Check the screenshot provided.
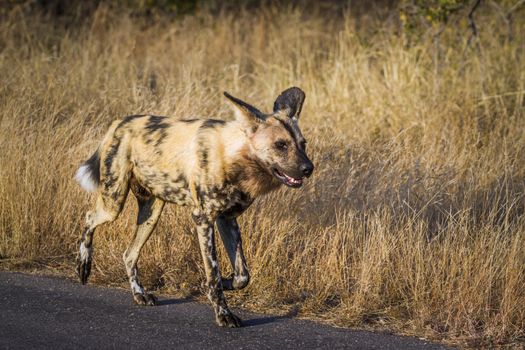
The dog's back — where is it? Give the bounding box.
[76,114,252,206]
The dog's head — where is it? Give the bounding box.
[224,87,314,188]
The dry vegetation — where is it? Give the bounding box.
[1,2,524,347]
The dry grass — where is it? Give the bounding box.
[1,3,524,347]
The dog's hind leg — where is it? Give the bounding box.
[216,215,250,290]
[77,131,132,284]
[123,188,165,306]
[77,192,128,284]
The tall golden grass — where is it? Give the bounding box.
[0,3,524,347]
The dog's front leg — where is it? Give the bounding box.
[216,215,250,290]
[193,211,242,327]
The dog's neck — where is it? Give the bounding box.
[218,123,280,199]
[242,155,281,198]
[227,146,281,199]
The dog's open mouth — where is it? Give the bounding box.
[272,168,303,188]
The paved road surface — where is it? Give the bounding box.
[0,272,453,349]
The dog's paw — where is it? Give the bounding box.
[221,273,250,291]
[133,293,157,306]
[216,311,242,328]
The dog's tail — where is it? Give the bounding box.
[75,149,101,192]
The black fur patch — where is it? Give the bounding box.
[195,185,202,200]
[110,190,120,200]
[83,150,101,186]
[198,142,208,172]
[145,115,170,147]
[137,199,154,225]
[179,118,198,123]
[200,119,226,129]
[277,119,304,149]
[120,114,144,127]
[103,138,121,189]
[145,115,169,132]
[220,198,251,218]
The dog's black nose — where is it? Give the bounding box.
[300,162,314,177]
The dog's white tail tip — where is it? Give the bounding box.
[75,164,98,192]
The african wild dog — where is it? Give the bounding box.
[75,87,314,327]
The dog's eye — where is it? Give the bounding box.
[274,140,288,151]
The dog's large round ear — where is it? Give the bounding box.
[273,87,305,120]
[224,91,266,126]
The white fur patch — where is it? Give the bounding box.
[218,306,230,315]
[131,280,144,294]
[75,164,98,192]
[79,242,92,262]
[235,275,248,283]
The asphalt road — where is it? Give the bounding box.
[0,272,453,349]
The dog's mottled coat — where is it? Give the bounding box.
[75,87,314,327]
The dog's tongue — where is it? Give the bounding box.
[284,173,302,185]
